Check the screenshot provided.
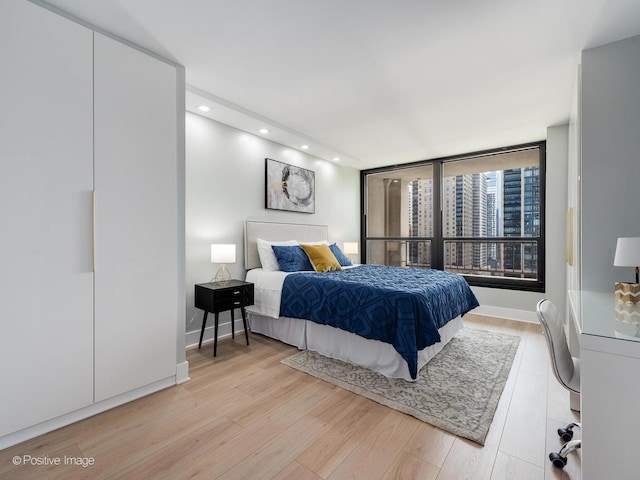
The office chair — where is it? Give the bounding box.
[536,299,581,469]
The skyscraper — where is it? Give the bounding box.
[486,171,498,269]
[502,167,539,276]
[472,173,488,269]
[407,179,433,267]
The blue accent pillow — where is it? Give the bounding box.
[329,243,353,266]
[271,245,314,272]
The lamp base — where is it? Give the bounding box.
[212,264,231,285]
[615,299,640,323]
[615,282,640,304]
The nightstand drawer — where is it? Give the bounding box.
[213,298,244,312]
[215,285,252,302]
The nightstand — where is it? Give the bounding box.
[194,280,254,356]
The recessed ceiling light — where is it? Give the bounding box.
[332,157,340,162]
[301,145,310,150]
[259,128,269,134]
[197,105,211,112]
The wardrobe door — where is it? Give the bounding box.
[0,0,94,437]
[93,33,178,402]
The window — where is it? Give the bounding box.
[361,142,545,291]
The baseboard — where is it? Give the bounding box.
[176,361,190,384]
[472,305,538,324]
[0,376,176,450]
[185,319,246,349]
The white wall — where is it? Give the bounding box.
[473,125,569,322]
[185,112,360,343]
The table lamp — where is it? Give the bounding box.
[343,242,358,263]
[211,244,236,284]
[614,237,640,304]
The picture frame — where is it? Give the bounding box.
[265,158,315,214]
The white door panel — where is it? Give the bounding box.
[0,0,94,437]
[94,33,178,402]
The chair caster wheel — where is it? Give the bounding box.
[557,427,574,442]
[549,452,567,469]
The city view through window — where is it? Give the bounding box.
[363,143,544,290]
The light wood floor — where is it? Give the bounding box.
[0,314,581,480]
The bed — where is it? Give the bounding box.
[244,220,479,380]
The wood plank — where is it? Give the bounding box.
[499,370,548,467]
[272,461,323,480]
[296,397,390,478]
[101,415,243,480]
[216,417,328,480]
[491,451,544,480]
[402,422,456,469]
[326,410,420,480]
[381,451,439,480]
[161,380,335,480]
[436,403,509,480]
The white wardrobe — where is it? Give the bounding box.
[567,34,640,480]
[0,0,184,446]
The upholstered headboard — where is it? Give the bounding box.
[244,220,329,270]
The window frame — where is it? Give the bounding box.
[360,141,546,292]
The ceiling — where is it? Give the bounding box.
[43,0,640,169]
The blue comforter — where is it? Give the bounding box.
[280,265,479,379]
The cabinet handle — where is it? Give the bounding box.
[92,190,96,273]
[233,290,240,295]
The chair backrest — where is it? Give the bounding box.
[536,299,578,394]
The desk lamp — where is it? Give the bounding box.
[614,237,640,304]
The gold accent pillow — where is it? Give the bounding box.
[300,243,343,273]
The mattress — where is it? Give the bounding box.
[248,311,463,381]
[245,266,475,380]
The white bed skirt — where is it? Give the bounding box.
[247,312,463,381]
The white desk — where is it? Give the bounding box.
[568,290,640,480]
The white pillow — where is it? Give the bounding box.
[256,238,298,271]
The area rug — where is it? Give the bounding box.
[281,328,520,445]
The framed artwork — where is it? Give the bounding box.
[265,158,315,214]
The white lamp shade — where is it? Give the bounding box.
[614,237,640,267]
[211,244,236,264]
[343,242,359,255]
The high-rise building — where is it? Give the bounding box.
[407,179,433,266]
[455,175,473,269]
[502,167,539,276]
[523,166,540,272]
[442,176,457,266]
[472,173,488,269]
[486,171,498,269]
[503,168,522,273]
